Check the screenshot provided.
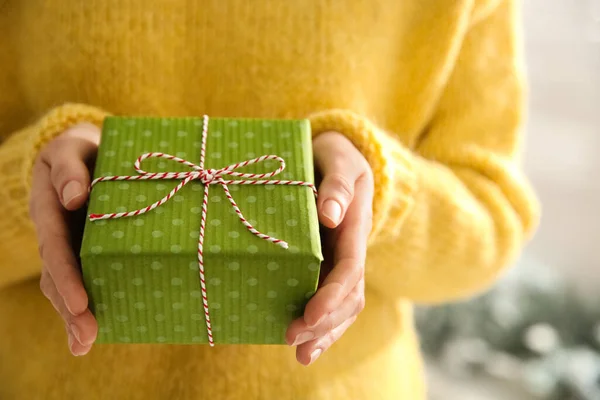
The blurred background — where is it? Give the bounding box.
[419,1,600,399]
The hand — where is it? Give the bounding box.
[29,123,101,356]
[285,131,374,366]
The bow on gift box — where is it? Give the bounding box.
[89,115,317,346]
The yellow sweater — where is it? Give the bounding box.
[0,1,539,399]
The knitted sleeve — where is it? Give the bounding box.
[310,0,539,303]
[0,103,108,289]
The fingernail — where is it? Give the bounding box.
[322,200,342,225]
[307,315,325,329]
[62,181,84,207]
[308,349,322,365]
[70,324,82,344]
[292,331,315,346]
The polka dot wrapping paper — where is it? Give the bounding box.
[80,117,323,345]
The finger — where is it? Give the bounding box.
[296,316,357,366]
[286,278,364,346]
[41,123,100,210]
[303,175,373,327]
[31,161,89,316]
[313,132,366,228]
[40,269,97,355]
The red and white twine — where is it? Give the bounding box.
[89,115,317,346]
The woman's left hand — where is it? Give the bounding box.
[285,131,374,366]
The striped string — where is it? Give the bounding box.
[89,115,317,346]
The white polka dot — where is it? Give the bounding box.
[151,261,162,270]
[135,195,147,202]
[172,219,184,226]
[289,245,300,254]
[126,119,136,126]
[228,121,238,127]
[245,326,257,333]
[113,291,126,299]
[155,208,164,214]
[267,290,277,298]
[210,245,221,253]
[91,246,103,254]
[93,278,105,286]
[286,219,298,227]
[229,336,240,343]
[267,262,279,271]
[265,185,276,191]
[246,303,258,311]
[246,152,256,158]
[174,195,184,202]
[228,231,240,239]
[108,129,119,136]
[191,314,203,321]
[194,119,203,126]
[247,245,258,254]
[212,326,222,332]
[246,196,257,203]
[136,325,148,332]
[265,207,276,214]
[119,336,131,343]
[228,262,240,271]
[156,336,167,342]
[248,219,258,226]
[153,291,164,298]
[159,141,169,148]
[161,120,171,126]
[210,219,221,226]
[282,151,293,158]
[265,315,276,322]
[286,304,299,312]
[284,194,295,202]
[211,303,221,310]
[247,278,258,286]
[287,278,299,287]
[176,152,187,158]
[154,314,165,322]
[229,291,240,298]
[192,336,202,342]
[172,302,184,310]
[98,194,110,201]
[121,161,132,168]
[130,244,142,254]
[191,184,203,192]
[112,230,125,239]
[281,132,292,138]
[305,291,315,299]
[105,150,116,157]
[96,304,108,312]
[152,230,164,238]
[171,278,183,286]
[190,291,201,298]
[99,326,111,333]
[228,142,239,148]
[157,161,167,169]
[245,131,255,138]
[133,219,145,226]
[116,315,128,322]
[132,278,144,286]
[116,206,127,213]
[263,142,272,148]
[262,121,272,127]
[123,140,135,147]
[111,262,123,271]
[156,183,167,191]
[229,185,239,192]
[191,207,201,214]
[193,141,202,147]
[308,263,319,272]
[209,278,221,286]
[177,130,188,137]
[189,261,197,270]
[134,302,145,309]
[174,325,185,332]
[189,230,199,239]
[229,315,240,322]
[212,130,223,137]
[143,130,153,137]
[210,152,222,159]
[102,171,114,176]
[210,195,222,203]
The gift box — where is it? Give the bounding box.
[80,116,322,345]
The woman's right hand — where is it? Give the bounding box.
[29,123,101,356]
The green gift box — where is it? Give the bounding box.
[81,116,323,345]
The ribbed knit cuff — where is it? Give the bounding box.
[25,103,110,186]
[308,109,417,240]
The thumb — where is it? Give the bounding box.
[42,123,101,211]
[313,132,366,229]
